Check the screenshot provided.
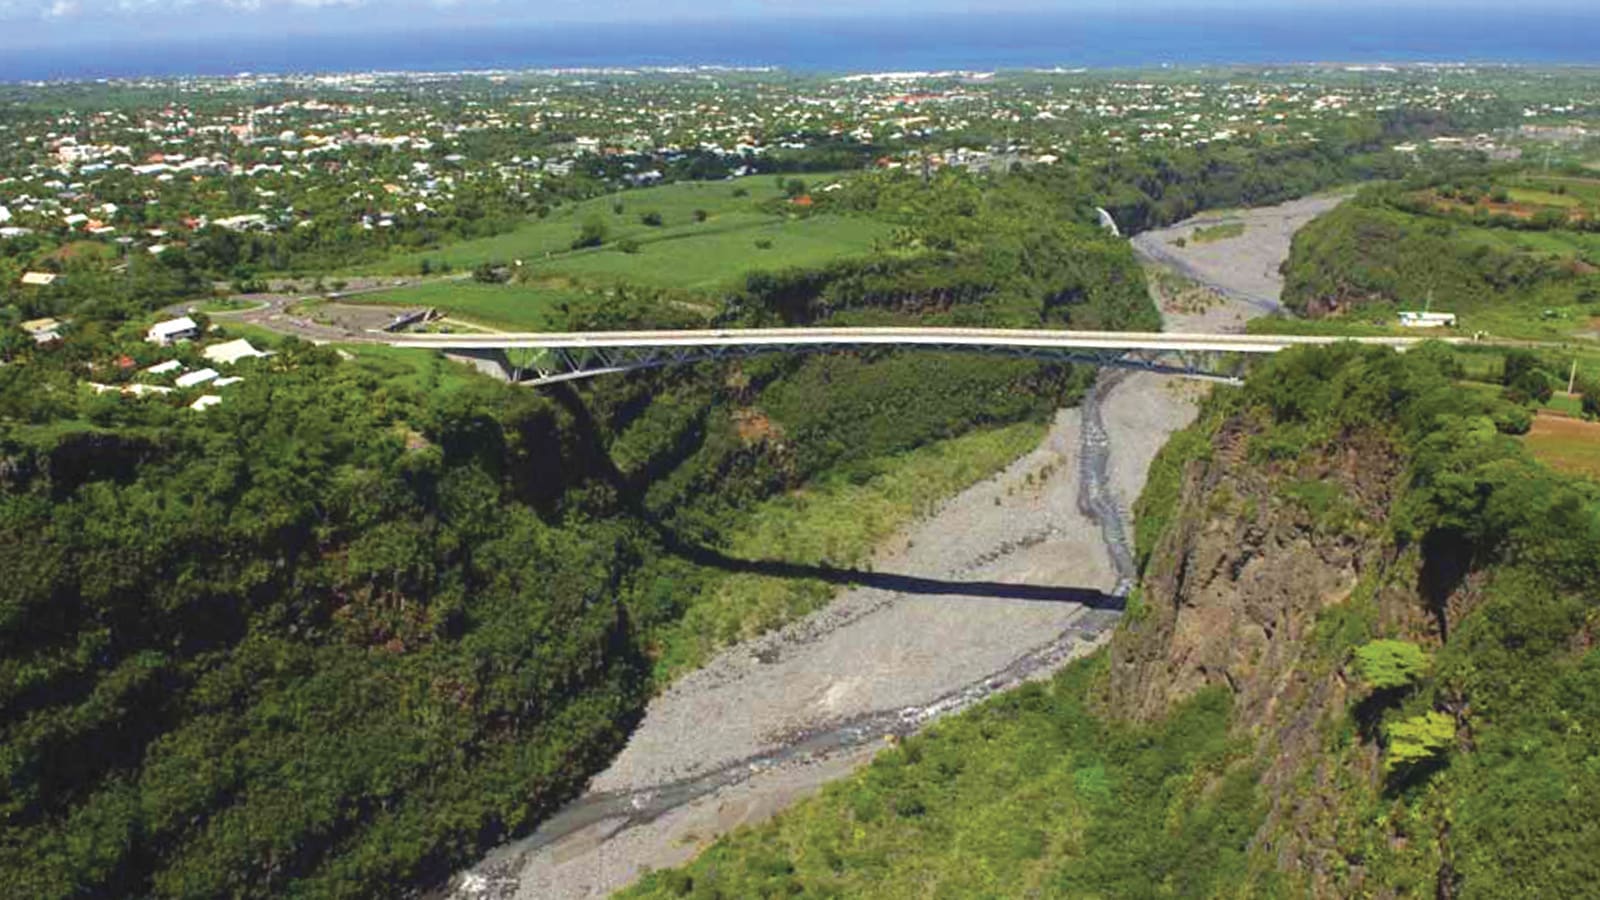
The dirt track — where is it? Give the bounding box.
[438,197,1337,900]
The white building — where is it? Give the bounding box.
[174,368,220,389]
[202,339,267,366]
[1398,311,1457,328]
[189,395,223,411]
[19,317,63,344]
[147,316,199,345]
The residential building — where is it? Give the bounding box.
[147,316,199,345]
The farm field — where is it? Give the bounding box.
[366,172,859,276]
[1523,413,1600,479]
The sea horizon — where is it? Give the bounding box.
[6,8,1600,83]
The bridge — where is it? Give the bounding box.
[380,327,1454,386]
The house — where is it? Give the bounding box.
[147,316,199,345]
[189,394,223,411]
[145,359,184,376]
[19,317,64,344]
[174,367,219,389]
[1398,311,1457,328]
[202,338,267,366]
[214,376,245,387]
[20,271,57,287]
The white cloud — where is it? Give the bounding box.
[45,0,80,16]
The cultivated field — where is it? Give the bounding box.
[1524,413,1600,479]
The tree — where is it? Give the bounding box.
[1580,378,1600,419]
[572,218,608,250]
[693,209,708,223]
[1384,711,1455,772]
[783,178,808,199]
[1503,349,1554,403]
[1353,639,1430,691]
[640,210,664,227]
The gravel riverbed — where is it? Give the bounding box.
[439,195,1336,900]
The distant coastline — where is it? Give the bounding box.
[5,9,1600,82]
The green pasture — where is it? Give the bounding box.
[367,172,859,276]
[348,279,584,330]
[527,214,892,291]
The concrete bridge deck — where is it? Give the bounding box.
[379,327,1457,386]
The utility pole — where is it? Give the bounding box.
[1568,358,1578,396]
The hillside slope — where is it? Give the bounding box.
[625,343,1600,898]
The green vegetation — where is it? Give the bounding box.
[1524,413,1600,479]
[0,164,1157,897]
[625,662,1259,899]
[1384,710,1456,772]
[371,174,847,277]
[525,214,891,291]
[1190,221,1247,243]
[649,420,1044,675]
[629,342,1600,897]
[1354,639,1432,690]
[1279,167,1600,340]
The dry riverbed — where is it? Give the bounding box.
[439,196,1333,899]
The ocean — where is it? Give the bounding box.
[8,8,1600,81]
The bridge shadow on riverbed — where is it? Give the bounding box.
[660,533,1124,611]
[546,383,1123,612]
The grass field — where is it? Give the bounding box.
[348,210,889,328]
[366,172,860,277]
[1507,186,1584,209]
[527,213,891,291]
[1524,413,1600,479]
[350,279,587,330]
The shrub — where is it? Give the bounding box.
[572,218,608,249]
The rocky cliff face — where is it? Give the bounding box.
[1111,418,1400,722]
[1105,413,1435,891]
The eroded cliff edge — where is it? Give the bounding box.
[1103,344,1600,896]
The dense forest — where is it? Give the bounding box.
[626,343,1600,898]
[0,169,1156,896]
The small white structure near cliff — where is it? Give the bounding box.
[1398,311,1457,328]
